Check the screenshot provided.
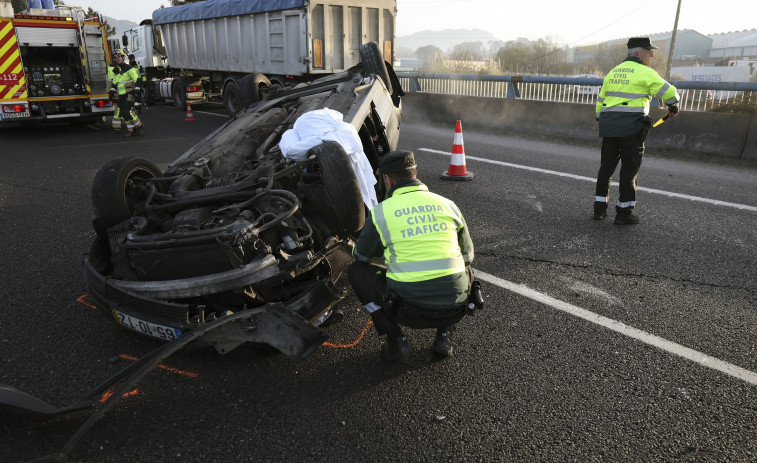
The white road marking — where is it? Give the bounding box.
[194,110,229,118]
[420,148,757,212]
[475,269,757,387]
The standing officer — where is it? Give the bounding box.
[348,150,476,361]
[594,37,680,225]
[107,49,143,136]
[128,53,147,110]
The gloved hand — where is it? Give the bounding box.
[108,87,116,101]
[134,102,142,114]
[667,103,679,118]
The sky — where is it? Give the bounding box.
[64,0,755,46]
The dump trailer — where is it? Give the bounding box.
[0,1,114,125]
[123,0,397,114]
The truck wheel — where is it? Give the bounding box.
[223,80,242,115]
[309,141,365,234]
[359,42,393,94]
[240,73,270,107]
[91,157,162,224]
[172,83,187,111]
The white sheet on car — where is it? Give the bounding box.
[279,108,378,209]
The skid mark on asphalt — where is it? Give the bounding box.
[475,269,757,387]
[420,148,757,212]
[561,277,623,306]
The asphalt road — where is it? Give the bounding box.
[1,102,756,462]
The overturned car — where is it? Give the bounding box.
[84,43,403,359]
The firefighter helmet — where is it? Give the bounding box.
[112,49,126,60]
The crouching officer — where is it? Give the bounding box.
[348,150,477,361]
[107,49,144,136]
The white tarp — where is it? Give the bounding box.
[279,108,378,209]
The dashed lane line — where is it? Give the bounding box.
[475,269,757,387]
[420,148,757,212]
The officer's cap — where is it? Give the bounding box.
[379,150,417,174]
[128,54,135,60]
[627,37,658,50]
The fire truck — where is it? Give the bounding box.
[0,1,114,125]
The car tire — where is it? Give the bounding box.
[359,42,393,94]
[309,141,365,234]
[223,80,242,115]
[91,157,162,224]
[239,73,270,108]
[172,81,186,111]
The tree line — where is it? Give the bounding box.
[405,37,669,77]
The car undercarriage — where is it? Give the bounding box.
[83,42,403,356]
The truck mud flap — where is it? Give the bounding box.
[0,303,327,461]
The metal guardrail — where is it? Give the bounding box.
[396,72,757,112]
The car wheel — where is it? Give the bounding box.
[223,80,242,115]
[309,141,365,234]
[91,157,162,224]
[359,42,393,94]
[240,73,271,107]
[172,81,186,111]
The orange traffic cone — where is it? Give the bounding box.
[185,102,196,121]
[441,120,473,181]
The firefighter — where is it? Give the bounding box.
[107,49,143,136]
[128,53,147,111]
[348,150,476,361]
[594,37,680,225]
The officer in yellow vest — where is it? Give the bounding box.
[594,37,680,224]
[128,53,146,111]
[349,150,475,361]
[108,49,143,136]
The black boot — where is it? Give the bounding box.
[432,327,455,357]
[593,201,608,220]
[614,206,640,225]
[381,335,411,361]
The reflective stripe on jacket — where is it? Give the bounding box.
[107,65,141,95]
[371,183,467,283]
[595,60,679,118]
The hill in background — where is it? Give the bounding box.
[107,16,138,39]
[397,28,503,54]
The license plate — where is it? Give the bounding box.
[1,111,30,119]
[112,309,183,341]
[187,91,203,98]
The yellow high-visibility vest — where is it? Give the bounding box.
[596,60,679,117]
[107,65,141,95]
[372,184,466,283]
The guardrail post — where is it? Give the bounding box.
[507,82,520,99]
[410,77,422,92]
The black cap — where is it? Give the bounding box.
[379,150,417,174]
[128,54,135,59]
[627,37,658,50]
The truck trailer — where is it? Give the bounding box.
[0,1,114,125]
[123,0,397,114]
